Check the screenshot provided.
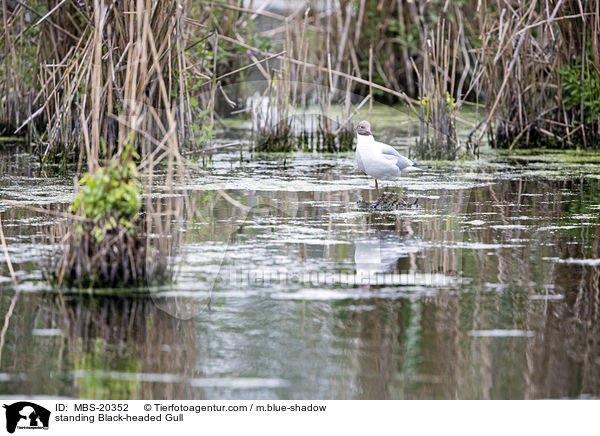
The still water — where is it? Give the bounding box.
[1,146,600,399]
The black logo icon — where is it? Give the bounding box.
[3,402,50,433]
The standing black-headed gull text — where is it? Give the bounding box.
[354,120,423,201]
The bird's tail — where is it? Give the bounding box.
[410,159,429,170]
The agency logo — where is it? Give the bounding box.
[2,402,50,433]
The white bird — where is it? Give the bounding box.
[354,120,423,201]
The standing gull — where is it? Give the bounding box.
[354,120,423,201]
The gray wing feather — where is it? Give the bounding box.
[379,143,415,171]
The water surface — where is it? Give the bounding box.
[1,143,600,399]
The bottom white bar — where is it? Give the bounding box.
[0,400,596,435]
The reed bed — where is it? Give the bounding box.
[189,0,483,156]
[0,1,482,156]
[0,0,192,288]
[476,0,600,149]
[3,1,600,155]
[181,1,438,154]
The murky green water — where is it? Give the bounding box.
[2,140,600,399]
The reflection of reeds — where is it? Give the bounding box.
[1,293,198,399]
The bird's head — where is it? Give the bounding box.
[356,120,372,136]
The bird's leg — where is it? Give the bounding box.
[375,179,381,201]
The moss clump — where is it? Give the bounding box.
[72,146,142,242]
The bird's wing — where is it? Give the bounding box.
[355,149,367,174]
[377,142,415,171]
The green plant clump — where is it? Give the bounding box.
[72,146,142,242]
[559,64,600,124]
